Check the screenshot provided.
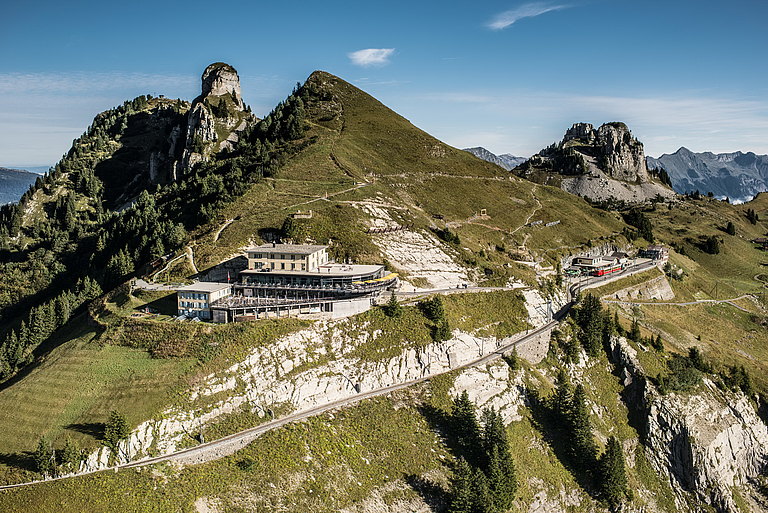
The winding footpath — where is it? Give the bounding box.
[0,262,656,491]
[603,294,756,313]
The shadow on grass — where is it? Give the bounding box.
[0,451,36,472]
[65,422,105,441]
[405,473,447,512]
[526,388,598,498]
[412,403,455,510]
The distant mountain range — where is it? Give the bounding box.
[0,167,38,204]
[463,147,526,171]
[647,148,768,203]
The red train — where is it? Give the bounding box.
[591,264,623,277]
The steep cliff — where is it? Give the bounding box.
[516,122,675,203]
[173,62,255,178]
[611,337,768,513]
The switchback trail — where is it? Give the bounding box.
[603,294,756,313]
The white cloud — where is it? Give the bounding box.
[348,48,395,67]
[487,2,569,30]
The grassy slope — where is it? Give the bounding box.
[189,71,629,276]
[0,349,682,512]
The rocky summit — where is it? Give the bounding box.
[174,62,254,178]
[515,121,675,203]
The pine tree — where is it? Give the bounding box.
[448,457,475,513]
[60,437,81,473]
[486,445,517,511]
[382,293,402,318]
[452,391,482,465]
[598,436,628,511]
[725,221,736,236]
[470,467,494,513]
[629,318,641,342]
[568,385,597,466]
[104,410,131,455]
[553,368,573,422]
[704,235,720,255]
[33,436,55,476]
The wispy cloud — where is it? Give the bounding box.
[348,48,395,67]
[0,71,196,95]
[487,2,569,30]
[408,89,768,156]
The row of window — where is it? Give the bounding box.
[180,301,208,309]
[179,292,208,300]
[253,262,307,271]
[250,253,312,261]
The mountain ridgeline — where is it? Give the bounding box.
[463,147,526,171]
[647,147,768,203]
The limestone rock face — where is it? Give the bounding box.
[610,337,768,513]
[563,122,596,144]
[595,122,649,182]
[515,121,673,203]
[174,62,254,178]
[201,62,244,109]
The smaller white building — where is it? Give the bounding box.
[176,282,232,320]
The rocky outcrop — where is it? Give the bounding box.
[516,122,675,203]
[174,62,254,178]
[610,337,768,512]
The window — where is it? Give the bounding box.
[301,264,306,270]
[281,263,285,270]
[291,263,295,270]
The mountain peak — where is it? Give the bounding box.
[200,62,243,107]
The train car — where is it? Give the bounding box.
[591,264,623,277]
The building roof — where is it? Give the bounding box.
[176,282,232,293]
[245,243,328,255]
[240,263,384,278]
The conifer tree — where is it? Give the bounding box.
[725,221,736,236]
[104,410,131,455]
[553,368,573,422]
[60,437,81,473]
[568,385,597,466]
[33,436,55,477]
[382,292,402,318]
[448,457,475,513]
[486,445,517,511]
[452,391,482,464]
[598,436,628,510]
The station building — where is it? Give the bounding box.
[176,243,398,323]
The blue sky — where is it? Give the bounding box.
[2,0,767,167]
